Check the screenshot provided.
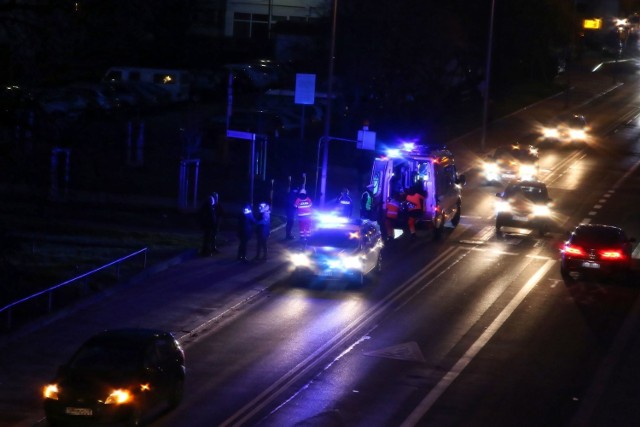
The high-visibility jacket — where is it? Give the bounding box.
[386,198,400,219]
[405,192,425,212]
[295,195,313,216]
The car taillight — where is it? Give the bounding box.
[599,249,625,260]
[563,244,585,256]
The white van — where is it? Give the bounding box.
[103,67,193,102]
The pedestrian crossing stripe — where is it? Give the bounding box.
[363,341,425,362]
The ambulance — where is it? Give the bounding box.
[369,142,466,239]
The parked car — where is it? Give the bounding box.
[43,328,185,427]
[67,83,119,115]
[561,224,635,282]
[33,87,88,119]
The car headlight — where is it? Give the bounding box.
[290,252,311,268]
[569,129,586,140]
[43,384,59,400]
[341,255,362,270]
[483,162,499,173]
[519,165,536,179]
[105,389,133,405]
[533,204,550,216]
[542,127,559,138]
[496,200,511,213]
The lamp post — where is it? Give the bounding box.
[480,0,496,152]
[319,0,338,207]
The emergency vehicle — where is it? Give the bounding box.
[369,142,466,238]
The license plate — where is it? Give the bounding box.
[582,261,600,269]
[512,215,528,222]
[65,407,93,416]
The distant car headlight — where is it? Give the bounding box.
[341,255,363,270]
[569,129,586,140]
[533,204,551,216]
[483,162,499,173]
[519,164,536,179]
[105,389,133,405]
[43,384,59,400]
[290,253,311,268]
[496,200,512,213]
[542,127,559,138]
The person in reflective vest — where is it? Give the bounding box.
[384,195,401,241]
[360,185,374,220]
[404,187,425,239]
[294,189,313,239]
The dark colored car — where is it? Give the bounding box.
[561,224,635,281]
[288,215,383,285]
[43,328,185,427]
[495,180,553,236]
[482,143,540,184]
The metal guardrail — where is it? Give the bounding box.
[0,248,148,331]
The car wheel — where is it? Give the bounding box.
[168,377,184,409]
[451,204,461,227]
[374,252,383,274]
[433,212,445,240]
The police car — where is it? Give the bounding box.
[288,214,383,285]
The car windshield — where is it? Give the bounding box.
[69,342,143,372]
[494,147,536,163]
[307,229,360,249]
[505,184,548,202]
[572,227,622,246]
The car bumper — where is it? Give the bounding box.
[44,399,134,425]
[497,213,550,229]
[561,258,631,276]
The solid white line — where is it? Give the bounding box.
[400,259,556,426]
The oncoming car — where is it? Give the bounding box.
[495,180,553,236]
[43,328,185,427]
[561,224,636,281]
[482,143,539,184]
[540,114,590,145]
[288,214,383,285]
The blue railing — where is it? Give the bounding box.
[0,248,147,331]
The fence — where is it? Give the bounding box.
[0,248,148,331]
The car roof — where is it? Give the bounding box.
[573,223,623,235]
[85,328,173,346]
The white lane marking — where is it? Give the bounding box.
[593,205,602,209]
[400,259,556,427]
[582,218,592,224]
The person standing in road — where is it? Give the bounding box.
[254,202,271,261]
[405,185,425,239]
[384,195,401,241]
[199,191,223,256]
[294,188,313,240]
[336,187,353,218]
[360,185,374,220]
[237,203,255,262]
[285,176,299,240]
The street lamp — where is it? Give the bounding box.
[320,0,338,207]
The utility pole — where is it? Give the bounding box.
[320,0,338,207]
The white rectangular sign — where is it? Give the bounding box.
[295,73,316,105]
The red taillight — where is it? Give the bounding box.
[599,249,625,260]
[563,244,585,256]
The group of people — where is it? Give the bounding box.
[199,175,423,262]
[198,191,272,262]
